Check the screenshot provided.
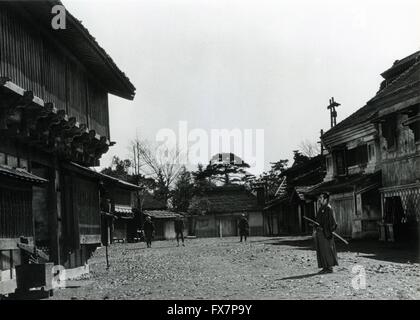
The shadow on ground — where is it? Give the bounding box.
[278,272,321,281]
[266,235,420,264]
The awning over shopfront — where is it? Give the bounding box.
[114,205,134,219]
[0,165,48,185]
[307,171,382,196]
[63,162,141,191]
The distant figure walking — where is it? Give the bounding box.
[143,215,155,248]
[174,216,185,246]
[314,192,338,273]
[238,214,249,242]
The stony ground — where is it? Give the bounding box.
[51,236,420,300]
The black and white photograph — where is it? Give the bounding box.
[0,0,419,307]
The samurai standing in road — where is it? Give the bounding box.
[314,192,338,273]
[238,213,250,242]
[174,216,185,247]
[143,215,155,248]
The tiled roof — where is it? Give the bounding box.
[114,205,133,214]
[381,51,420,79]
[0,165,48,184]
[369,59,420,104]
[66,162,141,190]
[144,210,182,219]
[295,186,313,200]
[189,185,261,214]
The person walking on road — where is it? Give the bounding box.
[314,192,338,273]
[174,216,185,246]
[143,215,155,248]
[238,213,249,242]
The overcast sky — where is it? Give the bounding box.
[64,0,420,175]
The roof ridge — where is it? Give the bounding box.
[371,58,420,102]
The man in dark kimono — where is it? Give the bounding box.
[174,216,185,247]
[314,192,338,273]
[143,215,155,248]
[238,214,250,242]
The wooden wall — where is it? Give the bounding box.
[0,178,34,239]
[194,215,217,238]
[248,211,264,236]
[379,113,420,187]
[71,176,101,237]
[0,6,110,138]
[114,188,133,206]
[330,193,354,237]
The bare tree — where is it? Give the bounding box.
[129,137,184,201]
[298,139,321,157]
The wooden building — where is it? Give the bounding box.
[263,155,325,235]
[314,51,419,241]
[96,172,141,244]
[143,210,184,240]
[370,51,420,242]
[188,185,263,238]
[0,1,135,295]
[315,93,385,239]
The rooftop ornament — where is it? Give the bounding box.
[327,97,341,128]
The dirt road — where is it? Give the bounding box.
[51,236,420,300]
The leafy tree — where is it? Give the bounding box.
[203,154,250,185]
[171,166,194,212]
[192,163,215,192]
[257,159,289,199]
[100,156,131,181]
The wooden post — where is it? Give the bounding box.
[48,160,61,265]
[298,205,302,233]
[105,243,110,269]
[9,250,13,280]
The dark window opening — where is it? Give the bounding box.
[406,115,420,143]
[382,115,398,149]
[347,145,368,167]
[368,144,375,161]
[412,123,420,142]
[334,150,346,176]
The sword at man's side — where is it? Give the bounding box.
[303,215,349,245]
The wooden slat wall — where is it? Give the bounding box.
[67,60,88,124]
[88,82,109,137]
[0,182,34,239]
[0,8,43,98]
[43,39,67,112]
[72,177,101,236]
[0,7,110,138]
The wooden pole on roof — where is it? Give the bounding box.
[318,129,324,155]
[327,97,340,128]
